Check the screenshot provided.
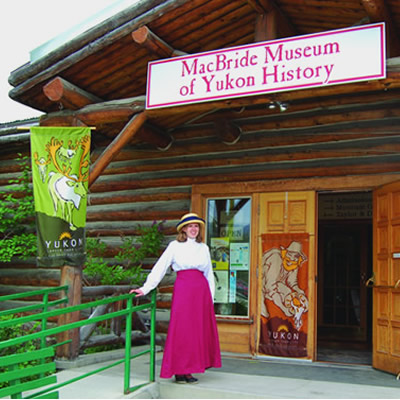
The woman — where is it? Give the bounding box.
[130,213,222,384]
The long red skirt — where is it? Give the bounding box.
[160,269,222,378]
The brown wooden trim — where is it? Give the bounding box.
[192,173,400,195]
[216,317,254,324]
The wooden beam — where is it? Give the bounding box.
[40,96,146,126]
[255,11,278,42]
[361,0,400,57]
[247,0,296,38]
[214,119,242,144]
[132,26,186,58]
[89,111,147,187]
[139,122,173,150]
[43,77,103,110]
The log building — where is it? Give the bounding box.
[1,0,400,376]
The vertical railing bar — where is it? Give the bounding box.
[124,295,133,394]
[41,293,49,349]
[38,292,49,379]
[149,290,157,382]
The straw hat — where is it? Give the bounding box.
[176,213,205,232]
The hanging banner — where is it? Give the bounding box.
[259,233,309,357]
[146,23,385,109]
[30,127,91,267]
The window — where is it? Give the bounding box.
[206,197,251,316]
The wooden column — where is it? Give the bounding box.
[56,265,82,359]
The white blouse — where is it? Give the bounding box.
[140,238,215,299]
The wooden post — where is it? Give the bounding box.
[56,265,82,360]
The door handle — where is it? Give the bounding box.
[365,274,375,287]
[395,279,400,289]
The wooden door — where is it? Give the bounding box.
[373,182,400,375]
[258,191,316,359]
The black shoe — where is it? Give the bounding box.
[185,375,198,384]
[175,375,186,384]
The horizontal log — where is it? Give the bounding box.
[88,187,190,206]
[43,77,103,110]
[89,156,400,193]
[87,209,184,222]
[88,134,400,185]
[0,268,60,286]
[132,25,186,58]
[40,96,146,126]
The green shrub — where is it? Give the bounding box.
[84,221,165,286]
[0,155,37,262]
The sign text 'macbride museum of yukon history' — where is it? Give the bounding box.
[146,23,386,109]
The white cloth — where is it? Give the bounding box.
[140,238,215,299]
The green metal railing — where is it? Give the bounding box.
[0,286,157,397]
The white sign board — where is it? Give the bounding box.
[146,23,385,109]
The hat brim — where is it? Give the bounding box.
[176,215,205,232]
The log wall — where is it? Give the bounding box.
[2,90,400,351]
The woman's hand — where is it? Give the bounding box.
[129,288,144,297]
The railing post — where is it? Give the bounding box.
[41,293,49,349]
[124,295,133,394]
[149,290,156,382]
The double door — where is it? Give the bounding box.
[257,187,400,376]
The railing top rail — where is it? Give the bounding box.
[0,285,69,302]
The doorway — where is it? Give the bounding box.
[317,192,373,365]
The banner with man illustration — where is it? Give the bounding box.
[259,233,309,357]
[30,127,91,267]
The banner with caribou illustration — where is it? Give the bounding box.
[30,127,91,267]
[259,233,309,357]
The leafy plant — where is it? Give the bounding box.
[84,221,165,286]
[0,155,37,262]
